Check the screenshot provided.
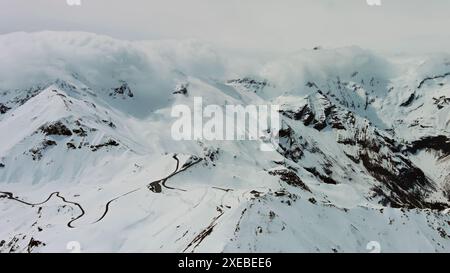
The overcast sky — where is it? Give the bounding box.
[1,0,450,53]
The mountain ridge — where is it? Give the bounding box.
[0,32,449,252]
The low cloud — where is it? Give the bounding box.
[0,0,450,54]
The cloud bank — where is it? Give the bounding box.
[1,0,450,54]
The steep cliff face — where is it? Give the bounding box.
[0,32,449,253]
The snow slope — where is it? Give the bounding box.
[0,32,449,253]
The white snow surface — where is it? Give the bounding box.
[0,32,449,253]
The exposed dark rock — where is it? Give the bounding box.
[344,152,360,164]
[148,181,162,193]
[227,78,269,92]
[365,152,434,209]
[279,89,446,209]
[181,155,201,169]
[29,140,57,160]
[110,82,133,98]
[437,227,449,238]
[43,140,57,146]
[55,79,77,92]
[351,71,359,78]
[12,87,43,106]
[422,202,449,211]
[268,169,311,192]
[0,103,10,114]
[304,167,337,185]
[72,127,87,137]
[66,142,77,150]
[374,131,401,153]
[280,104,315,125]
[277,126,304,162]
[90,139,119,152]
[250,190,262,198]
[27,237,45,253]
[280,93,335,131]
[272,160,298,172]
[405,135,450,159]
[337,138,357,146]
[306,81,318,88]
[204,148,219,162]
[313,121,328,131]
[102,120,116,128]
[432,96,450,109]
[274,189,288,197]
[40,121,72,136]
[173,84,188,95]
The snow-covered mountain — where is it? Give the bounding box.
[0,32,449,253]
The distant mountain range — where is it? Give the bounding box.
[0,32,449,252]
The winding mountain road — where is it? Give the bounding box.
[0,191,85,228]
[148,154,202,193]
[0,154,204,228]
[92,188,140,224]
